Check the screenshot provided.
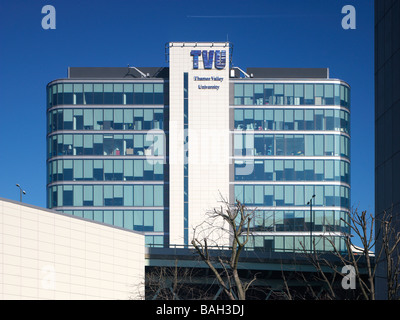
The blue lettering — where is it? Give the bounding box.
[191,50,227,70]
[190,50,201,69]
[202,50,214,69]
[215,50,226,69]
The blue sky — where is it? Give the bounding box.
[0,0,374,215]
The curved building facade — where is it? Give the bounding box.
[46,70,169,247]
[231,78,351,252]
[46,42,351,252]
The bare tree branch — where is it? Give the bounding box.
[191,195,256,300]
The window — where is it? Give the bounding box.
[104,84,113,104]
[124,109,134,130]
[73,160,83,181]
[154,185,164,207]
[284,160,294,180]
[114,84,123,104]
[294,84,304,105]
[274,110,283,130]
[325,84,334,105]
[325,135,334,156]
[114,186,123,206]
[104,160,113,181]
[144,84,154,104]
[315,135,324,156]
[274,84,284,105]
[83,160,93,180]
[284,109,294,130]
[124,84,134,104]
[234,84,244,105]
[124,160,134,181]
[83,186,93,206]
[305,84,314,105]
[134,185,143,206]
[144,109,153,130]
[154,84,164,105]
[93,160,103,181]
[284,84,294,105]
[254,84,263,105]
[134,84,144,104]
[94,135,103,155]
[84,84,93,104]
[244,84,254,105]
[94,84,103,104]
[74,109,83,130]
[64,160,73,180]
[114,109,123,130]
[114,160,123,180]
[83,135,93,155]
[264,160,273,181]
[315,84,324,105]
[64,109,73,130]
[305,110,314,130]
[63,186,73,206]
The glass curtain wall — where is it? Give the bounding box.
[46,81,167,247]
[232,80,351,253]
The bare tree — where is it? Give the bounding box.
[296,208,400,300]
[375,210,400,300]
[133,260,215,300]
[191,196,257,300]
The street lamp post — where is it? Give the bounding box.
[16,184,26,202]
[307,194,316,253]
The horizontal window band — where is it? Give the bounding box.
[249,231,347,236]
[230,105,350,111]
[241,206,351,212]
[230,79,348,85]
[54,206,167,211]
[47,105,168,112]
[47,155,167,161]
[232,156,350,162]
[47,129,166,137]
[231,181,350,187]
[48,79,166,86]
[48,181,166,187]
[232,130,350,138]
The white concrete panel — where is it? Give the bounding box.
[168,42,231,246]
[0,199,145,300]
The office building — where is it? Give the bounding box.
[46,67,168,247]
[46,42,351,252]
[375,0,400,299]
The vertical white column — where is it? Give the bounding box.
[169,42,231,247]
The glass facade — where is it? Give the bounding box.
[234,159,350,183]
[46,71,350,254]
[48,159,165,183]
[233,133,350,158]
[234,108,350,134]
[47,133,165,157]
[234,184,350,208]
[47,82,165,107]
[47,107,165,133]
[232,80,351,253]
[47,80,168,247]
[233,83,350,108]
[48,184,164,207]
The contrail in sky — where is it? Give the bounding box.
[187,14,323,18]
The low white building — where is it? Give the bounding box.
[0,198,145,300]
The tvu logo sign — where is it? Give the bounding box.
[190,50,226,70]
